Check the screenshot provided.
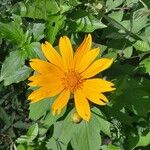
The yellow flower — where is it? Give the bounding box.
[28,34,115,121]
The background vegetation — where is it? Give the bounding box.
[0,0,150,149]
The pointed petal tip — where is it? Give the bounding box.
[87,33,92,39]
[45,41,50,45]
[52,108,61,116]
[77,112,90,122]
[28,93,33,100]
[52,109,56,116]
[84,115,90,122]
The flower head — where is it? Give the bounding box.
[28,34,115,121]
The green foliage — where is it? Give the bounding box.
[140,57,150,75]
[0,50,31,86]
[46,15,66,44]
[133,40,150,52]
[0,20,26,46]
[0,0,150,149]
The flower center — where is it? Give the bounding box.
[62,70,84,92]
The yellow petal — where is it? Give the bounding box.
[75,48,100,73]
[83,78,115,93]
[28,74,62,87]
[74,34,92,65]
[52,90,70,115]
[28,84,64,102]
[74,90,91,121]
[29,59,63,75]
[99,93,108,103]
[82,58,113,78]
[59,36,74,70]
[41,42,65,70]
[83,86,108,105]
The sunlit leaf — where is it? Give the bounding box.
[0,21,26,46]
[133,40,150,52]
[140,57,150,75]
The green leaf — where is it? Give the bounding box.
[123,46,133,58]
[106,0,124,11]
[128,132,150,150]
[140,57,150,75]
[32,23,45,41]
[92,107,111,136]
[111,77,150,117]
[100,144,121,150]
[25,42,45,59]
[17,144,26,150]
[144,26,150,43]
[0,50,31,86]
[68,14,106,32]
[39,107,66,135]
[27,123,38,141]
[17,145,34,150]
[17,124,38,144]
[47,108,109,150]
[29,98,51,120]
[133,40,150,52]
[108,11,123,22]
[20,0,60,19]
[71,107,110,150]
[58,0,80,13]
[131,8,148,33]
[71,121,101,150]
[46,15,66,44]
[13,121,29,129]
[104,15,140,40]
[46,110,75,150]
[0,106,11,125]
[4,66,32,86]
[103,51,118,60]
[135,132,150,148]
[126,0,139,7]
[0,21,26,46]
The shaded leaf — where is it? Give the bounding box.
[29,98,51,120]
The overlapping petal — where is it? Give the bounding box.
[41,42,64,70]
[82,87,108,105]
[81,58,113,78]
[30,59,63,76]
[74,90,91,121]
[74,34,92,66]
[28,74,62,87]
[75,48,100,73]
[52,90,70,115]
[59,36,74,70]
[83,78,115,93]
[28,83,64,103]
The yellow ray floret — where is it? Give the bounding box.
[28,34,115,121]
